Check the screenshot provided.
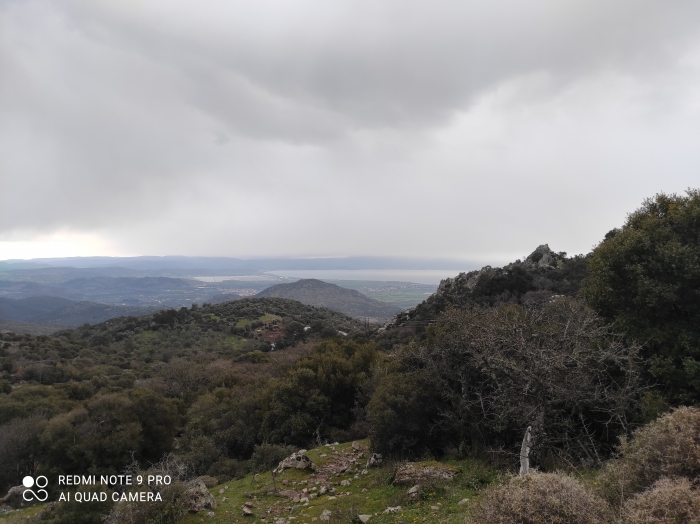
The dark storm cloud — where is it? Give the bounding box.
[1,0,699,259]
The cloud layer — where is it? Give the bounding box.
[2,0,700,261]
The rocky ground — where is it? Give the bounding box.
[183,439,500,524]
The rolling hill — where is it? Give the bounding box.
[256,279,402,320]
[0,296,158,327]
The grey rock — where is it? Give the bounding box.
[182,478,217,513]
[274,452,314,473]
[366,453,383,468]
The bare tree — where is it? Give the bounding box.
[400,298,642,467]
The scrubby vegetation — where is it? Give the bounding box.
[596,406,700,509]
[1,190,699,523]
[472,473,613,524]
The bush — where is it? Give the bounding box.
[598,406,700,506]
[104,454,192,524]
[367,372,444,457]
[472,473,614,524]
[622,477,700,524]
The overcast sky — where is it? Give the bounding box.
[1,0,699,264]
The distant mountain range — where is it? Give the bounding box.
[0,255,477,272]
[256,279,402,320]
[0,275,269,307]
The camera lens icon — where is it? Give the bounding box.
[22,476,48,501]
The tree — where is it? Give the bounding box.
[581,189,700,404]
[0,414,45,493]
[382,299,641,464]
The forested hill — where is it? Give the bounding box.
[392,245,590,327]
[73,297,363,350]
[256,279,401,320]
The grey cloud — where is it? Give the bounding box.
[1,0,700,259]
[41,0,700,136]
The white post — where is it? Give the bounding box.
[519,426,531,477]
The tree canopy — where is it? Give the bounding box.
[581,189,700,403]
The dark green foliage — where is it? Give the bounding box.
[369,299,642,463]
[367,372,444,457]
[262,367,331,444]
[129,389,180,461]
[581,189,700,403]
[0,413,45,491]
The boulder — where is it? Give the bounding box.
[182,478,217,513]
[1,486,29,508]
[366,453,382,468]
[274,452,314,473]
[393,462,458,485]
[358,515,372,523]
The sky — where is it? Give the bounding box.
[2,0,699,264]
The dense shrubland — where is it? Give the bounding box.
[0,299,367,499]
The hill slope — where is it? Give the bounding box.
[0,296,158,327]
[256,279,401,320]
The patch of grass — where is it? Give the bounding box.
[0,504,45,523]
[181,439,501,524]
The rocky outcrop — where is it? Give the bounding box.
[393,462,459,485]
[522,244,558,269]
[388,244,574,328]
[274,451,314,473]
[182,478,217,513]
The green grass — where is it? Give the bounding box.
[259,314,282,323]
[236,314,282,329]
[182,440,502,524]
[0,504,45,523]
